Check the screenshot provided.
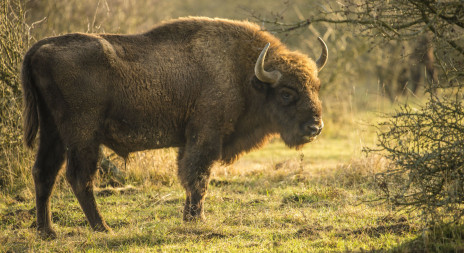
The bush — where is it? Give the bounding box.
[375,92,464,224]
[288,0,464,226]
[0,0,34,192]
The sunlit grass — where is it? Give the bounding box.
[1,105,459,251]
[1,157,423,252]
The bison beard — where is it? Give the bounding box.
[21,17,327,238]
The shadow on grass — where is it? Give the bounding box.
[388,224,464,252]
[85,225,231,251]
[91,232,168,250]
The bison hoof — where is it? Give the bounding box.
[92,223,112,233]
[183,212,206,222]
[38,227,57,240]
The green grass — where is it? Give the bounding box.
[0,130,430,252]
[0,167,421,252]
[241,137,361,166]
[2,116,463,251]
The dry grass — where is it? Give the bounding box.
[1,149,431,252]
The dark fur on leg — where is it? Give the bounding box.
[177,137,219,221]
[66,143,111,232]
[33,103,65,239]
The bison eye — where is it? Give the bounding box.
[281,91,291,99]
[279,88,297,105]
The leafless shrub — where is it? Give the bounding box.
[373,92,464,224]
[0,0,34,191]
[333,0,464,225]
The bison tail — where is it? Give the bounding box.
[21,48,39,149]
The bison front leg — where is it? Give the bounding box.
[177,137,220,221]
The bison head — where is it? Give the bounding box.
[254,38,328,148]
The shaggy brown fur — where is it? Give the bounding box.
[21,17,326,238]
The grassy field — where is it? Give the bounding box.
[2,94,450,252]
[0,142,420,252]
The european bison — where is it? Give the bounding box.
[22,17,327,238]
[377,34,438,101]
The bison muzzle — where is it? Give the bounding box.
[21,17,328,238]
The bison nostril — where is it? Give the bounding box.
[304,124,320,136]
[307,125,319,135]
[304,120,323,136]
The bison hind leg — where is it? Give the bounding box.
[33,137,65,239]
[65,143,111,233]
[33,111,66,239]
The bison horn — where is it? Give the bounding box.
[316,37,328,71]
[255,43,281,84]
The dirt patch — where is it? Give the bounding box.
[170,227,230,240]
[94,185,139,196]
[297,217,417,239]
[203,232,227,239]
[1,208,35,229]
[345,215,417,238]
[349,223,415,238]
[247,199,265,205]
[209,179,232,187]
[296,225,334,238]
[163,197,184,204]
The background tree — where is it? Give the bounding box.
[250,0,464,224]
[299,0,461,224]
[0,0,35,191]
[250,0,462,91]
